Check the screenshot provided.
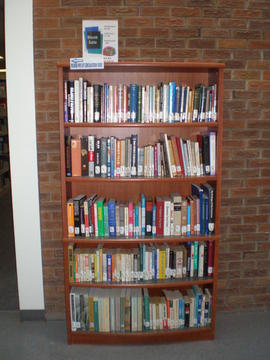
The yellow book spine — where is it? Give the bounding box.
[160,250,166,279]
[94,253,97,282]
[67,200,74,237]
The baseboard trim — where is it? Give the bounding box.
[20,310,45,321]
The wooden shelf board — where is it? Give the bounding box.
[69,278,213,289]
[66,175,217,183]
[69,326,214,344]
[63,235,219,245]
[59,60,225,70]
[64,122,218,129]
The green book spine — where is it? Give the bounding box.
[143,290,150,330]
[103,203,109,237]
[194,241,198,277]
[137,85,142,123]
[93,298,99,332]
[97,198,104,237]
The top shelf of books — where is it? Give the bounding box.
[60,62,224,126]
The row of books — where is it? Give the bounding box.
[65,132,216,178]
[70,286,212,332]
[68,242,214,284]
[64,80,217,124]
[67,185,215,239]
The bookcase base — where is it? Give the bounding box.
[68,327,214,344]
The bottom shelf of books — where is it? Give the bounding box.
[68,284,214,344]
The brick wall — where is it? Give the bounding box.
[33,0,270,316]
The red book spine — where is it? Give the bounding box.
[156,198,164,236]
[207,241,214,277]
[176,137,185,176]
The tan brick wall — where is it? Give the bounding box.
[33,0,270,316]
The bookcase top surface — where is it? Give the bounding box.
[57,61,225,71]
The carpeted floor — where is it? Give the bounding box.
[0,310,269,360]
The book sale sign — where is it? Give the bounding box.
[70,20,118,70]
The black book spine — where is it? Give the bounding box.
[69,80,74,122]
[100,137,108,178]
[186,242,191,277]
[184,302,190,328]
[81,136,88,177]
[93,84,101,122]
[64,80,68,123]
[73,197,85,236]
[83,81,88,122]
[131,134,138,177]
[80,205,85,237]
[94,138,101,177]
[145,198,153,236]
[65,135,71,177]
[204,242,209,277]
[169,249,174,279]
[202,135,210,176]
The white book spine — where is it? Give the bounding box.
[210,132,216,176]
[163,199,171,236]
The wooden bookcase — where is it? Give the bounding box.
[58,62,224,344]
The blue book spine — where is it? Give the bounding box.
[135,205,139,237]
[149,86,153,121]
[208,90,212,122]
[104,83,108,122]
[107,137,111,178]
[183,86,187,122]
[107,254,112,282]
[130,84,138,123]
[133,208,136,237]
[110,137,115,178]
[152,204,157,237]
[154,248,157,280]
[108,200,116,237]
[187,204,191,236]
[181,298,185,328]
[141,194,146,236]
[168,82,176,123]
[205,196,209,235]
[178,85,182,120]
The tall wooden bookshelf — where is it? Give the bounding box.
[58,62,224,344]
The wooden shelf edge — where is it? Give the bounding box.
[63,235,219,245]
[66,175,217,183]
[68,327,214,344]
[58,60,225,69]
[64,122,218,128]
[69,278,214,289]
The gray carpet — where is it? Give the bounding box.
[0,187,19,310]
[0,310,269,360]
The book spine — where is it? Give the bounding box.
[81,136,88,176]
[93,84,101,122]
[94,138,101,177]
[88,135,95,177]
[100,137,108,178]
[65,136,71,177]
